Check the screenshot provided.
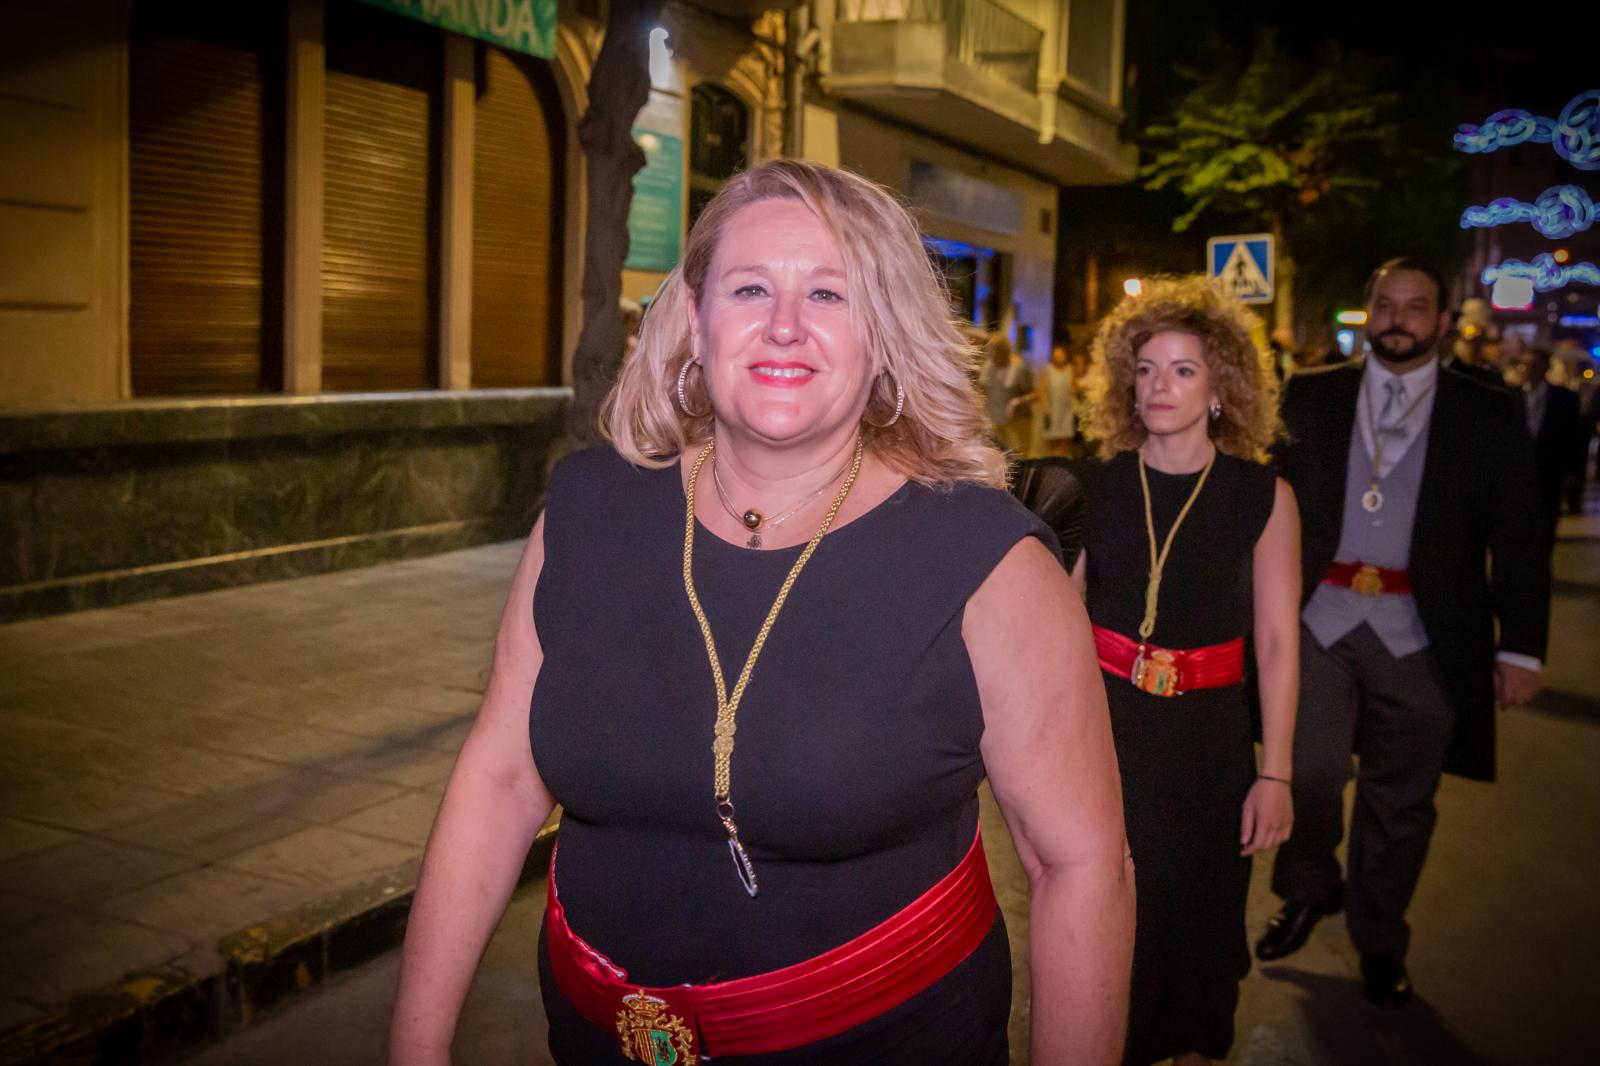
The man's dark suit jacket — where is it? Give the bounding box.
[1531,385,1585,541]
[1275,359,1550,781]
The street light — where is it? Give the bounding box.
[1123,278,1143,297]
[1334,309,1368,325]
[1491,276,1536,310]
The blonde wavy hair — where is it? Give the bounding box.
[1083,275,1282,461]
[600,159,1006,488]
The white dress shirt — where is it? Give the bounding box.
[1357,357,1438,479]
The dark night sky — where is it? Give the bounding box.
[1126,0,1592,122]
[1053,0,1597,336]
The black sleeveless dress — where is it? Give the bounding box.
[1080,451,1276,1065]
[530,446,1053,1064]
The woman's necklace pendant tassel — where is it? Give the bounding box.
[726,831,759,898]
[685,438,865,897]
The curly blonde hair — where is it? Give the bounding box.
[601,159,1006,488]
[1083,275,1282,461]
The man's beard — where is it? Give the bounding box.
[1369,327,1439,365]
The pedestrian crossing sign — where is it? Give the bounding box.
[1207,233,1275,304]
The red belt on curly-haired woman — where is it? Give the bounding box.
[1093,624,1246,697]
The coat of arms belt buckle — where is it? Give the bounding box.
[616,990,696,1065]
[1132,645,1181,697]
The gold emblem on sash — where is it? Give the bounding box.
[1132,647,1181,697]
[1351,564,1384,597]
[615,991,695,1065]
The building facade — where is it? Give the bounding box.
[811,0,1134,357]
[0,0,1131,620]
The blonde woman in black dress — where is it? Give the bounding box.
[391,161,1133,1065]
[1072,276,1301,1066]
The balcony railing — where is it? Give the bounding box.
[836,0,1043,93]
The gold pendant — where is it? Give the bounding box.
[1132,647,1180,697]
[1361,487,1384,513]
[615,992,696,1065]
[1351,564,1384,597]
[741,509,763,531]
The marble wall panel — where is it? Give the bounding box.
[225,439,321,552]
[7,442,246,586]
[2,393,568,622]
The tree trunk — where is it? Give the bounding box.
[566,0,665,445]
[1269,213,1296,346]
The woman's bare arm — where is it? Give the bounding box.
[389,517,557,1064]
[968,537,1133,1065]
[1241,478,1300,855]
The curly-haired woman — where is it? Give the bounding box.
[1072,276,1301,1066]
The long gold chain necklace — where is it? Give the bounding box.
[682,436,865,897]
[1358,375,1433,513]
[1132,447,1215,691]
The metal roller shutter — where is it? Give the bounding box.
[471,47,563,388]
[128,17,273,396]
[321,1,440,392]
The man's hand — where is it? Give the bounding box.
[1494,661,1542,708]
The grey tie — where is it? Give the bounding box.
[1381,380,1407,437]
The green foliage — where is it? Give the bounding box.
[1139,32,1400,234]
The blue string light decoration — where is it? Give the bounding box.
[1460,184,1596,239]
[1481,253,1600,292]
[1454,89,1600,170]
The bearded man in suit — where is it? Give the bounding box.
[1254,257,1550,1007]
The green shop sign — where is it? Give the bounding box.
[626,128,684,272]
[355,0,555,60]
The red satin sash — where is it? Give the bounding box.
[544,828,996,1057]
[1092,625,1247,693]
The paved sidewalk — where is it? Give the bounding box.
[0,542,534,1062]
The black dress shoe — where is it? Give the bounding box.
[1361,952,1413,1008]
[1255,897,1342,961]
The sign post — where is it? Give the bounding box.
[1206,233,1276,305]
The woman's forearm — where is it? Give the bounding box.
[1027,853,1136,1065]
[1255,632,1298,778]
[388,757,550,1063]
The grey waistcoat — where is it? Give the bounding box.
[1302,411,1431,657]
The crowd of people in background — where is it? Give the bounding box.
[982,316,1599,530]
[976,334,1094,459]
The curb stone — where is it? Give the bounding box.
[0,827,558,1065]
